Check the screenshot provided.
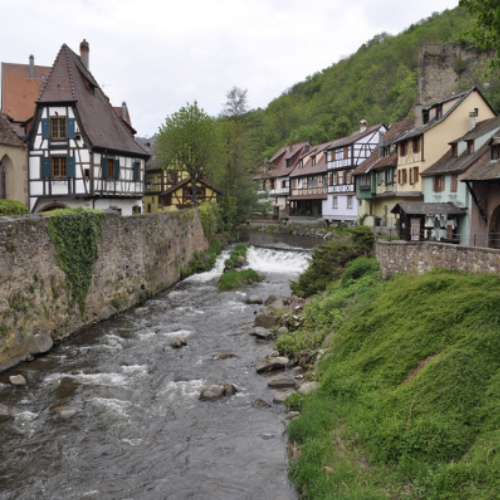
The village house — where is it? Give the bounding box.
[0,112,27,204]
[253,141,310,218]
[2,40,149,215]
[323,121,386,224]
[288,142,329,220]
[142,141,219,213]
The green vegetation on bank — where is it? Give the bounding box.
[285,266,500,499]
[0,199,29,216]
[218,268,263,291]
[46,207,104,316]
[291,226,375,297]
[224,243,248,269]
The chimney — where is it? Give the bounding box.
[359,119,367,133]
[29,55,34,79]
[469,108,479,130]
[414,101,423,129]
[121,101,128,123]
[80,39,89,69]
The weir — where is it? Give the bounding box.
[0,244,310,500]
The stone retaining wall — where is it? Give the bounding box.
[0,209,208,372]
[375,240,500,278]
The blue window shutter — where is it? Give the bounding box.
[41,118,50,140]
[67,118,75,139]
[132,161,138,181]
[101,156,107,179]
[68,156,76,178]
[114,159,120,180]
[42,157,51,178]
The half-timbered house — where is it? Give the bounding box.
[324,121,386,223]
[27,41,149,214]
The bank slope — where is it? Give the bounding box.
[288,269,500,500]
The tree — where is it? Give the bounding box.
[460,0,500,71]
[156,101,224,206]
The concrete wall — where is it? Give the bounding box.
[375,239,500,278]
[0,209,208,372]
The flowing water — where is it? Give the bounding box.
[0,239,312,500]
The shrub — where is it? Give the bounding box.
[218,268,264,290]
[224,243,248,268]
[0,199,29,216]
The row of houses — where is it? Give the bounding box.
[0,40,219,216]
[254,87,500,247]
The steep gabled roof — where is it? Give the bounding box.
[0,112,25,147]
[36,44,148,157]
[1,61,51,122]
[290,141,329,178]
[449,116,500,144]
[325,123,385,151]
[459,145,500,182]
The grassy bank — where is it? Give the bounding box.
[285,266,500,499]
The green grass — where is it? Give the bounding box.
[224,243,248,269]
[218,268,264,290]
[287,268,500,499]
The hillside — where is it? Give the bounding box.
[286,266,500,499]
[248,5,500,162]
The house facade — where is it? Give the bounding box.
[27,41,149,214]
[324,121,386,223]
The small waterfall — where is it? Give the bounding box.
[245,246,310,274]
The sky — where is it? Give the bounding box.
[2,0,461,137]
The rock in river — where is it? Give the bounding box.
[250,327,274,340]
[246,295,263,305]
[199,383,238,401]
[256,356,289,373]
[171,335,187,348]
[52,406,80,419]
[9,375,26,386]
[268,376,296,389]
[28,333,53,356]
[0,403,17,421]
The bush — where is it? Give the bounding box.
[341,257,380,286]
[218,268,264,290]
[0,199,29,216]
[224,243,248,269]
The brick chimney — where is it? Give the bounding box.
[29,55,34,79]
[80,39,89,70]
[121,102,129,123]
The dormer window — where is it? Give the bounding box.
[467,140,475,155]
[451,144,458,157]
[311,156,316,166]
[298,159,303,169]
[286,159,291,168]
[50,117,67,139]
[423,110,429,124]
[492,145,500,160]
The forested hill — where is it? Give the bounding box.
[249,5,500,162]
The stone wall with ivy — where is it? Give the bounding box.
[0,209,208,372]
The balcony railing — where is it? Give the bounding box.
[268,188,289,195]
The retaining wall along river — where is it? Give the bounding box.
[0,209,208,372]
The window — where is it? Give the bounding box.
[332,196,338,209]
[343,147,349,159]
[166,171,178,184]
[311,156,316,166]
[51,157,67,177]
[398,169,407,185]
[412,137,420,154]
[467,140,475,154]
[328,173,333,186]
[451,174,458,192]
[298,159,303,169]
[377,172,383,186]
[433,175,445,192]
[410,166,419,185]
[107,158,115,180]
[492,145,500,160]
[84,168,90,179]
[399,141,407,157]
[50,117,67,139]
[385,169,393,185]
[451,144,458,157]
[347,196,353,209]
[286,159,291,168]
[360,174,371,188]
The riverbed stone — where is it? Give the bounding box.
[97,306,117,322]
[253,308,276,329]
[28,333,53,355]
[199,383,238,401]
[0,403,17,421]
[52,406,80,419]
[250,327,274,340]
[246,295,263,305]
[9,374,26,386]
[256,356,289,373]
[272,390,295,404]
[171,335,187,348]
[252,398,271,408]
[213,353,236,360]
[134,307,148,314]
[298,381,321,394]
[268,376,296,389]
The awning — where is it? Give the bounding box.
[288,194,328,201]
[391,202,467,216]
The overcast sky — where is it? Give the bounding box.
[2,0,460,137]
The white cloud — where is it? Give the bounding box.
[1,0,460,136]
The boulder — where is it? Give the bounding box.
[272,390,295,404]
[252,398,271,409]
[97,306,117,321]
[171,336,187,348]
[134,307,148,314]
[52,406,80,419]
[9,374,26,386]
[276,326,289,337]
[256,356,289,373]
[253,308,276,329]
[28,333,53,356]
[199,383,238,401]
[268,376,296,389]
[246,295,263,305]
[298,381,321,395]
[250,327,274,340]
[213,353,236,360]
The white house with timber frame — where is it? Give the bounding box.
[27,41,149,214]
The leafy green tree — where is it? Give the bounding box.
[156,101,225,206]
[460,0,500,70]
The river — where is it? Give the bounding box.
[0,233,314,500]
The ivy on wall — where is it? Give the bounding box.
[47,208,104,316]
